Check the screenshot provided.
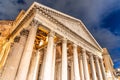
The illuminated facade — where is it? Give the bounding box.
[0,2,116,80]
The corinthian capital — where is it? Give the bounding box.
[30,19,39,27]
[48,31,55,37]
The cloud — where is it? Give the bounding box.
[114,61,120,68]
[0,0,34,20]
[36,0,120,50]
[93,28,120,49]
[0,0,120,67]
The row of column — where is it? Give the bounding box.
[39,31,107,80]
[14,23,107,80]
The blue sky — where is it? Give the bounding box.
[0,0,120,68]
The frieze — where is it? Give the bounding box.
[0,21,13,26]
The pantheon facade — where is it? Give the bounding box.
[0,2,116,80]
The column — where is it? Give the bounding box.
[42,31,55,80]
[73,44,80,80]
[57,63,61,80]
[95,56,103,80]
[99,58,107,80]
[39,48,46,80]
[27,50,41,80]
[82,49,90,80]
[15,23,38,80]
[0,35,27,80]
[79,54,85,80]
[61,38,68,80]
[89,54,97,80]
[71,62,74,80]
[51,44,56,80]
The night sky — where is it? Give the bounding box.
[0,0,120,68]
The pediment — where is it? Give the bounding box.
[33,2,102,51]
[49,14,101,51]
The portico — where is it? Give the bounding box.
[0,2,107,80]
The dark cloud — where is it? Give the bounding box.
[17,0,26,4]
[101,9,120,36]
[0,0,120,68]
[114,61,120,68]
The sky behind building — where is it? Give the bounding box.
[0,0,120,68]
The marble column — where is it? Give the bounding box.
[56,62,61,80]
[95,56,103,80]
[27,50,41,80]
[39,48,47,80]
[99,58,107,80]
[61,38,68,80]
[0,36,27,80]
[15,23,38,80]
[42,31,55,80]
[89,54,97,80]
[82,49,90,80]
[79,54,85,80]
[51,44,56,80]
[73,44,80,80]
[71,62,74,80]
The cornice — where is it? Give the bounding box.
[0,20,13,26]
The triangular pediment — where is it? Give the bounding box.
[33,2,102,51]
[50,14,102,51]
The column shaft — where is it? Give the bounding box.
[61,38,68,80]
[95,57,103,80]
[1,36,27,80]
[42,31,54,80]
[71,62,74,80]
[79,54,85,80]
[15,25,38,80]
[51,45,56,80]
[89,54,97,80]
[39,48,46,80]
[57,62,61,80]
[100,59,107,80]
[82,49,90,80]
[27,50,41,80]
[73,44,80,80]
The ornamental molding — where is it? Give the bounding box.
[0,21,13,26]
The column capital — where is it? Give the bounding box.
[89,53,93,57]
[62,38,67,43]
[94,55,99,59]
[48,31,55,37]
[79,54,82,60]
[53,44,56,47]
[89,54,94,60]
[99,58,103,63]
[30,19,39,27]
[73,43,77,48]
[81,48,86,53]
[14,36,20,43]
[20,29,29,36]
